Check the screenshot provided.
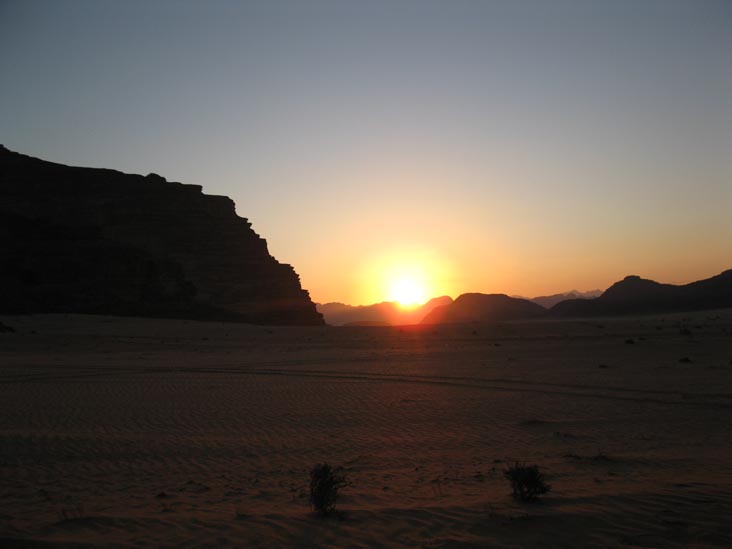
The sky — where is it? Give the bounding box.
[2,0,731,305]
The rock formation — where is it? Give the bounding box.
[0,146,323,325]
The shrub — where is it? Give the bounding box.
[503,462,550,501]
[0,321,14,333]
[309,463,348,516]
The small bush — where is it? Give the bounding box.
[309,463,348,516]
[503,462,550,501]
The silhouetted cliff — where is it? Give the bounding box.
[550,271,732,317]
[0,146,323,325]
[421,293,547,324]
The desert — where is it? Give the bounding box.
[2,310,731,546]
[3,1,731,546]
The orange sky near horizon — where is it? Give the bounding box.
[3,2,731,307]
[258,159,731,306]
[299,250,732,307]
[300,245,732,306]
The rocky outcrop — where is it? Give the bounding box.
[0,146,323,325]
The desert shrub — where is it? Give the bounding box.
[309,463,348,516]
[0,321,14,333]
[503,462,550,501]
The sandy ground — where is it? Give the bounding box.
[1,311,731,547]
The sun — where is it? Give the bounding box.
[360,248,452,308]
[388,277,427,307]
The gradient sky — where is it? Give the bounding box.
[2,0,731,305]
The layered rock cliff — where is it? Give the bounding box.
[0,146,323,325]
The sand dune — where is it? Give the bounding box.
[1,312,732,546]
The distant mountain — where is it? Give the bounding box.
[317,296,452,326]
[551,270,732,317]
[416,270,732,324]
[527,289,602,309]
[420,293,547,324]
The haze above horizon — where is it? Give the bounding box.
[1,0,731,306]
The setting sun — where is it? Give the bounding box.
[388,277,427,307]
[354,247,455,307]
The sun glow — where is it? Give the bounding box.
[388,277,428,307]
[354,246,456,307]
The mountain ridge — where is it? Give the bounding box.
[551,270,732,317]
[420,270,732,324]
[320,270,732,325]
[317,296,452,326]
[421,293,547,324]
[522,289,602,309]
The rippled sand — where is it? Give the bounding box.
[1,312,731,547]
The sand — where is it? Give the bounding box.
[1,311,731,547]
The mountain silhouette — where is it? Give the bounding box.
[417,271,732,324]
[318,296,452,326]
[551,270,732,317]
[526,289,602,309]
[421,294,547,324]
[0,146,323,324]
